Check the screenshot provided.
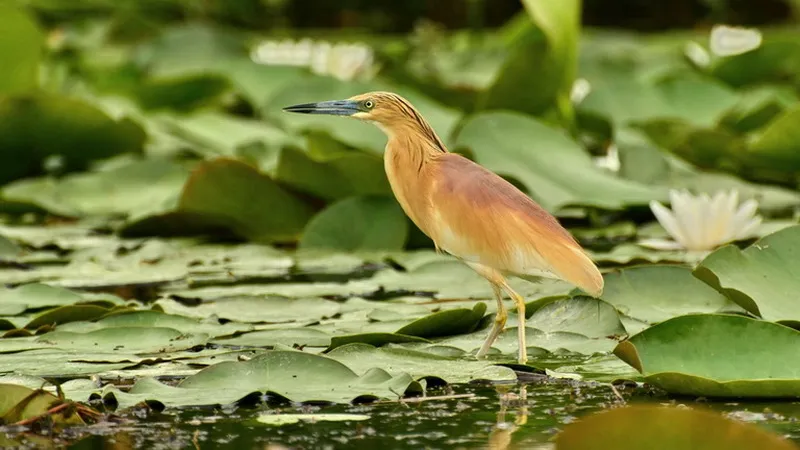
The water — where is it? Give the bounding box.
[4,376,798,449]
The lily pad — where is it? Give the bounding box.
[176,157,316,243]
[153,296,340,323]
[694,225,800,325]
[327,343,516,384]
[614,314,800,398]
[299,196,409,252]
[73,350,423,409]
[0,283,85,316]
[554,404,798,450]
[213,328,332,348]
[526,296,626,338]
[453,112,664,213]
[0,4,42,95]
[0,93,145,187]
[396,302,487,339]
[601,265,743,324]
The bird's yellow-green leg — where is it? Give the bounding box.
[502,282,527,365]
[476,283,506,359]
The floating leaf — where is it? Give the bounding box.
[0,284,84,316]
[479,0,581,121]
[213,328,331,348]
[0,94,146,186]
[694,225,800,325]
[0,4,43,95]
[526,297,625,338]
[328,333,430,351]
[614,314,800,398]
[153,296,340,324]
[73,350,423,409]
[601,265,743,324]
[554,404,798,450]
[327,343,516,384]
[299,196,408,252]
[177,158,316,242]
[453,112,664,212]
[396,303,487,339]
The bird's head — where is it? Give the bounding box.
[283,91,423,135]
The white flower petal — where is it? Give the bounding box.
[637,238,687,251]
[649,200,690,248]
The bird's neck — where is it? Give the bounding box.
[379,121,447,160]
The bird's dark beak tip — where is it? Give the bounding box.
[282,100,359,116]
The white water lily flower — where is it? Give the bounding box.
[250,38,376,81]
[709,24,762,56]
[640,189,762,251]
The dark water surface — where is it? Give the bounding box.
[3,377,798,449]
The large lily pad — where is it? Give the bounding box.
[70,350,423,409]
[0,94,146,187]
[326,343,516,384]
[479,0,580,120]
[453,112,664,212]
[0,4,43,95]
[153,296,340,323]
[0,283,85,316]
[299,196,409,252]
[555,404,798,450]
[694,225,800,325]
[614,314,800,398]
[601,265,743,324]
[174,157,316,243]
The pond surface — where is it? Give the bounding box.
[4,377,799,449]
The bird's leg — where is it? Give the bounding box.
[476,283,506,359]
[501,281,527,365]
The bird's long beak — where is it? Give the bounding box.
[282,99,360,116]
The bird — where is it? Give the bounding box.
[283,91,604,365]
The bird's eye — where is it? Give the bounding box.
[364,100,374,109]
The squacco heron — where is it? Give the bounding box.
[284,91,603,364]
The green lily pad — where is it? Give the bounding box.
[693,225,800,325]
[0,283,84,316]
[0,4,43,95]
[327,343,516,384]
[479,0,580,120]
[213,328,332,348]
[153,296,340,323]
[299,196,409,252]
[0,326,208,354]
[24,304,111,330]
[554,404,798,450]
[328,333,430,351]
[437,326,618,356]
[58,310,251,338]
[2,158,190,218]
[396,302,487,339]
[614,314,800,398]
[601,265,743,324]
[453,112,664,213]
[274,140,390,201]
[176,157,316,243]
[526,296,625,338]
[73,350,423,409]
[0,93,145,187]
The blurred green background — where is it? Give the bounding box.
[1,0,799,253]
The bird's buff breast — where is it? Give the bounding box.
[383,144,435,236]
